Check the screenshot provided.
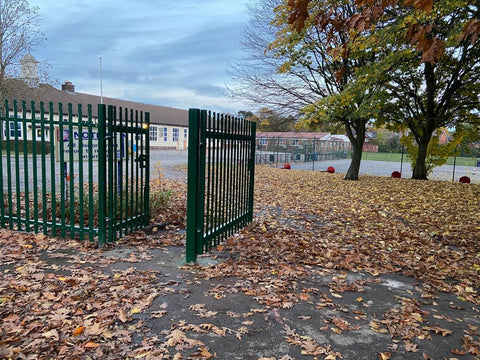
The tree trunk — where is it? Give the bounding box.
[343,119,366,181]
[345,139,363,180]
[412,139,429,180]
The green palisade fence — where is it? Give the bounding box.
[186,109,256,263]
[0,100,149,245]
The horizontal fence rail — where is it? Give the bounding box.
[186,109,256,263]
[0,100,149,245]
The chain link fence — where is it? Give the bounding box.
[255,136,352,167]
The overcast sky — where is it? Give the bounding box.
[28,0,253,114]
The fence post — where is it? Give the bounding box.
[186,109,204,263]
[97,104,107,246]
[0,103,4,229]
[144,112,150,226]
[248,121,256,222]
[106,105,115,243]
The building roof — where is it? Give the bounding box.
[257,131,331,140]
[2,79,188,127]
[321,134,350,142]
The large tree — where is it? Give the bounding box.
[373,2,480,179]
[232,0,380,180]
[0,0,43,98]
[249,107,297,131]
[230,0,319,115]
[286,0,480,179]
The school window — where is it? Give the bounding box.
[172,128,179,142]
[293,139,299,146]
[149,126,158,141]
[5,122,22,139]
[163,127,168,142]
[183,128,188,140]
[35,128,49,140]
[260,138,267,146]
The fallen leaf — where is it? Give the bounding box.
[84,341,100,348]
[198,347,213,359]
[130,307,142,314]
[118,308,128,323]
[166,329,186,347]
[43,329,59,340]
[73,326,85,336]
[404,340,419,352]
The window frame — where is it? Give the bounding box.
[149,126,158,142]
[172,128,179,142]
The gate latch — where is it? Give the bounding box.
[135,154,148,169]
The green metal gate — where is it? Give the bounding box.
[186,109,256,263]
[98,104,150,245]
[0,100,149,245]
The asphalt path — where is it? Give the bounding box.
[150,149,188,180]
[151,150,480,183]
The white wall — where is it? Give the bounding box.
[149,124,188,150]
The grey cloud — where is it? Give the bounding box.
[190,84,227,97]
[30,0,250,112]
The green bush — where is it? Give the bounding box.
[0,140,51,154]
[149,188,172,214]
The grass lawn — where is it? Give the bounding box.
[362,151,478,166]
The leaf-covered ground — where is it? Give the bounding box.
[236,168,480,299]
[1,167,480,359]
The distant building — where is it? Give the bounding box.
[362,143,379,152]
[437,129,450,145]
[2,60,189,150]
[256,132,351,152]
[256,132,353,163]
[254,131,384,163]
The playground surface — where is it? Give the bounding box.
[292,159,480,183]
[150,149,480,183]
[2,228,480,359]
[1,154,479,359]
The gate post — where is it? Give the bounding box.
[186,109,206,263]
[97,104,107,246]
